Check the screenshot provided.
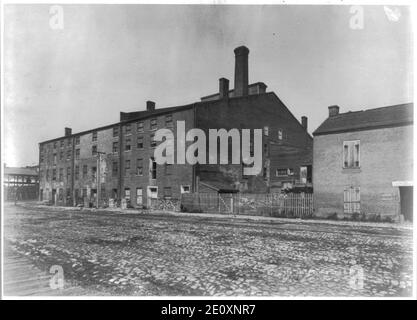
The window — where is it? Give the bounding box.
[113,126,119,137]
[165,164,172,175]
[112,161,118,177]
[263,166,267,179]
[66,167,71,180]
[92,145,97,156]
[125,137,131,151]
[52,169,57,181]
[82,165,88,178]
[67,139,72,147]
[92,166,97,180]
[75,136,80,145]
[278,129,283,141]
[150,133,157,148]
[165,115,173,127]
[60,140,64,147]
[59,151,64,160]
[113,142,118,153]
[125,160,130,175]
[264,126,269,136]
[276,168,288,177]
[150,158,156,179]
[164,187,172,199]
[181,185,190,194]
[59,168,63,181]
[40,154,44,163]
[137,136,144,149]
[53,141,57,149]
[343,140,360,168]
[136,159,143,176]
[75,165,79,180]
[46,169,50,181]
[125,124,131,135]
[92,131,97,142]
[82,188,87,198]
[66,150,71,160]
[264,143,268,156]
[137,121,144,132]
[75,149,80,160]
[125,188,131,200]
[53,153,57,163]
[136,188,143,205]
[344,186,360,213]
[150,118,157,130]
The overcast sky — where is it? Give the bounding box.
[4,4,413,167]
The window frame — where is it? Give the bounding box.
[343,140,360,169]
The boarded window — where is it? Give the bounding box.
[136,188,143,205]
[344,187,361,214]
[343,140,360,168]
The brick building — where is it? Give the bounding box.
[313,103,413,222]
[38,46,313,208]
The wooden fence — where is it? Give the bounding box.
[180,192,314,218]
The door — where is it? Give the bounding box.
[400,186,413,222]
[147,186,158,207]
[136,188,143,206]
[52,189,57,205]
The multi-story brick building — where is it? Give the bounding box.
[313,103,413,222]
[38,46,313,208]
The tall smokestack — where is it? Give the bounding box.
[234,46,249,97]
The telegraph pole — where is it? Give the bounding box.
[96,151,106,208]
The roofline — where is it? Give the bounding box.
[200,82,267,100]
[39,91,282,145]
[313,121,413,136]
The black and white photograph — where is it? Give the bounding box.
[1,1,415,302]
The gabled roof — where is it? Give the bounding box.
[313,103,413,136]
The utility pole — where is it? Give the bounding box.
[96,151,106,208]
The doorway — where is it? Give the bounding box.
[399,186,413,222]
[147,186,158,207]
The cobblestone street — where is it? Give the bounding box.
[3,203,413,297]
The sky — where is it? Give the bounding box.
[3,4,413,167]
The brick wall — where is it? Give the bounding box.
[313,125,413,219]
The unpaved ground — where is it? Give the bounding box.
[3,203,413,297]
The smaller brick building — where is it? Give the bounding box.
[313,103,413,221]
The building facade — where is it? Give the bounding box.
[313,103,413,221]
[38,46,313,208]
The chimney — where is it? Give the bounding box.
[234,46,249,97]
[328,105,340,117]
[301,116,308,130]
[219,78,229,99]
[146,101,155,111]
[65,127,72,136]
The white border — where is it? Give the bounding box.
[1,0,416,301]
